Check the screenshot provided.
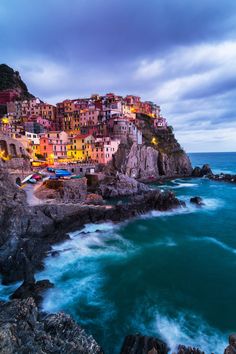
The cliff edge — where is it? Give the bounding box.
[0,64,34,103]
[108,114,192,180]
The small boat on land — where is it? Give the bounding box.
[32,174,42,181]
[55,169,72,178]
[71,175,83,179]
[21,174,33,184]
[28,178,37,184]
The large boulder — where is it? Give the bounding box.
[224,333,236,354]
[98,173,149,198]
[190,196,204,206]
[120,334,169,354]
[192,164,213,177]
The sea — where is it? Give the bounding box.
[1,152,236,353]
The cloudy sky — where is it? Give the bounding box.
[1,0,236,152]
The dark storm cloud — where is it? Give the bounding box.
[0,0,236,151]
[1,0,236,62]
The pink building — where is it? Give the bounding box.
[40,131,68,159]
[91,137,120,164]
[37,116,55,130]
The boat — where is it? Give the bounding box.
[28,178,37,184]
[32,174,42,181]
[47,167,55,172]
[49,175,58,180]
[21,174,33,184]
[71,175,82,179]
[55,169,72,178]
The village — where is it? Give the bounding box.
[0,92,167,172]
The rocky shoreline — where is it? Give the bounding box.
[0,165,235,353]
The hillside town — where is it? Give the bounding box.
[0,92,167,167]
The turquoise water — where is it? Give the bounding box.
[1,152,236,353]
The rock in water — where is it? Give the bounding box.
[190,196,204,206]
[224,333,236,354]
[10,279,54,306]
[192,164,213,177]
[177,344,205,353]
[0,297,104,354]
[120,334,169,354]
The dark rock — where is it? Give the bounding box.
[0,297,103,354]
[98,173,149,198]
[10,279,54,306]
[192,164,213,177]
[208,173,236,184]
[201,164,213,176]
[224,333,236,354]
[177,344,205,353]
[120,334,168,354]
[51,250,60,257]
[190,196,204,206]
[191,166,202,177]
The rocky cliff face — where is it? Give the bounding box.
[0,64,34,103]
[108,115,192,180]
[0,297,103,354]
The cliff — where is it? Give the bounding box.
[0,297,103,354]
[108,114,192,180]
[0,64,34,104]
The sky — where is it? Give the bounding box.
[1,0,236,152]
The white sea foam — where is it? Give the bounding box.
[130,303,227,353]
[191,236,236,254]
[154,311,227,352]
[172,182,198,189]
[37,222,135,316]
[153,238,177,248]
[141,198,219,220]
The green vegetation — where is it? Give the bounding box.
[136,113,184,155]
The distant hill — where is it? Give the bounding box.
[0,64,34,104]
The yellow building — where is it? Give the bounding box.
[67,134,95,161]
[31,143,41,159]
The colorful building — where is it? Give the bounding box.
[40,131,68,160]
[67,134,95,161]
[91,137,120,164]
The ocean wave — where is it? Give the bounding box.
[154,311,227,352]
[153,238,177,248]
[172,182,198,189]
[37,224,136,315]
[140,197,222,220]
[191,236,236,254]
[129,303,227,353]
